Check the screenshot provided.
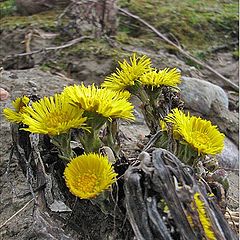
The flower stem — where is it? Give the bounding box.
[104,120,120,156]
[137,86,160,134]
[80,129,102,153]
[51,132,74,160]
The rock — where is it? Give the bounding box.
[218,138,239,169]
[0,29,26,59]
[16,0,55,15]
[180,76,229,115]
[119,123,150,156]
[208,102,239,146]
[66,58,113,84]
[3,55,35,70]
[0,88,10,101]
[1,68,74,100]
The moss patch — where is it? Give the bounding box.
[118,0,238,56]
[61,39,115,57]
[0,0,16,17]
[1,10,61,31]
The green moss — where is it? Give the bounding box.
[1,10,61,30]
[39,64,51,72]
[40,61,68,73]
[0,0,16,17]
[118,0,238,55]
[232,48,239,60]
[60,39,116,58]
[39,39,120,73]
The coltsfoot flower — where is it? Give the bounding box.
[140,68,181,89]
[64,153,118,199]
[64,84,135,121]
[3,96,30,123]
[102,53,152,92]
[164,109,224,155]
[21,93,87,136]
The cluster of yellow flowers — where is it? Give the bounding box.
[3,84,134,199]
[4,84,134,135]
[102,53,224,158]
[3,53,225,200]
[102,53,181,94]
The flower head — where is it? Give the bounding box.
[64,153,117,199]
[3,96,30,123]
[102,53,152,92]
[165,109,224,155]
[21,93,87,136]
[140,68,181,89]
[64,84,135,121]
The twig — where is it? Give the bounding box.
[118,8,239,92]
[25,30,33,53]
[143,130,162,151]
[0,199,34,229]
[5,36,93,58]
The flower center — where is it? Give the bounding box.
[47,112,68,127]
[77,173,97,193]
[192,131,210,145]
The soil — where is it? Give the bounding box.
[0,2,239,239]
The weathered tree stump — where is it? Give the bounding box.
[124,149,238,240]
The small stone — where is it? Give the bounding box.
[28,80,37,87]
[217,137,239,169]
[0,88,10,101]
[16,0,55,15]
[49,200,72,213]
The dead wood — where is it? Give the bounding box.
[124,149,238,240]
[118,8,239,92]
[57,0,118,38]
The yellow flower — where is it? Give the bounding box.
[3,96,30,123]
[64,153,118,199]
[64,84,135,121]
[140,68,181,88]
[165,109,224,155]
[102,53,152,92]
[194,193,216,240]
[21,94,87,136]
[160,120,167,131]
